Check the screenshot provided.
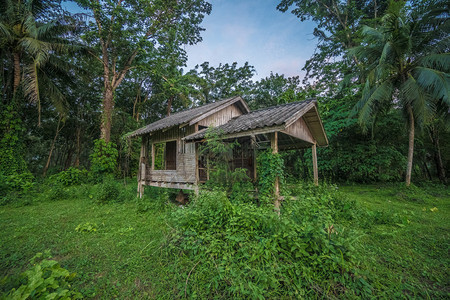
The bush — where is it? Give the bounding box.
[90,139,118,181]
[50,167,89,186]
[47,184,69,201]
[136,187,173,213]
[0,172,34,194]
[93,177,133,204]
[3,251,82,299]
[164,184,367,298]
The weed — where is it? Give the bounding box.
[2,251,82,299]
[75,222,98,233]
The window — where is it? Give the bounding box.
[153,141,177,170]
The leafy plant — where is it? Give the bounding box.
[90,139,118,180]
[257,149,285,203]
[47,183,69,201]
[199,127,237,189]
[75,222,98,233]
[4,251,82,299]
[51,167,89,186]
[165,184,365,298]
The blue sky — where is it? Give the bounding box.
[63,0,318,81]
[185,0,318,80]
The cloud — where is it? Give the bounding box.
[185,0,317,82]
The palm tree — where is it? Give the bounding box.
[0,0,79,123]
[350,0,449,186]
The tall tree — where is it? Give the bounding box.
[188,61,255,103]
[350,1,450,186]
[0,0,80,122]
[76,0,211,142]
[248,73,313,109]
[277,0,389,86]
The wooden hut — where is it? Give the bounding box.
[128,96,328,198]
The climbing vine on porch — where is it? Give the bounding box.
[257,149,285,204]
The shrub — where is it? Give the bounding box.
[47,183,69,201]
[51,167,89,186]
[0,172,34,194]
[136,187,173,213]
[3,251,82,299]
[165,184,367,298]
[257,149,285,204]
[90,139,118,181]
[93,177,133,204]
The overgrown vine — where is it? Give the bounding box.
[257,149,285,204]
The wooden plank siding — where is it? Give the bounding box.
[134,99,327,192]
[142,103,246,189]
[198,104,243,127]
[282,117,315,145]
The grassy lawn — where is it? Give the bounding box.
[0,183,449,298]
[340,184,449,298]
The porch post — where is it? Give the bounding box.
[137,135,147,198]
[271,132,280,214]
[312,143,318,186]
[194,124,200,195]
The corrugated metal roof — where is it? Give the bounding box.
[128,96,246,137]
[184,99,317,141]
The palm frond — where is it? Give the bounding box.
[22,62,40,106]
[401,75,435,126]
[354,79,393,131]
[419,54,450,73]
[38,69,68,119]
[414,67,450,105]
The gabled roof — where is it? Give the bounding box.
[128,96,249,137]
[184,99,328,147]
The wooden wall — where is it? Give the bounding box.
[198,104,243,127]
[145,127,197,187]
[282,117,315,144]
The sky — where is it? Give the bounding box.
[63,0,318,82]
[184,0,318,81]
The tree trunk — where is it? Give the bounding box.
[13,52,21,94]
[429,127,447,184]
[43,116,63,177]
[64,147,74,170]
[101,85,114,143]
[74,126,81,167]
[405,105,414,186]
[167,96,174,116]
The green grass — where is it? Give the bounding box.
[0,182,449,298]
[340,184,450,298]
[0,184,173,298]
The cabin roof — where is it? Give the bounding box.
[184,99,328,147]
[128,96,249,137]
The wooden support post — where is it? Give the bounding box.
[312,143,318,186]
[271,132,280,214]
[250,135,257,181]
[151,143,155,170]
[194,142,200,195]
[194,124,200,195]
[137,136,148,198]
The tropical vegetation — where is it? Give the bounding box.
[0,0,448,298]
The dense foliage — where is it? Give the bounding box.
[0,0,447,186]
[0,1,448,298]
[165,184,365,298]
[2,179,448,298]
[3,251,82,299]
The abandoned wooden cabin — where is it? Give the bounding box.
[128,96,328,198]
